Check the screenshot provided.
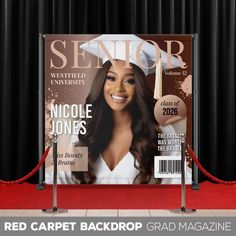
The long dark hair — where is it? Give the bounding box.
[72,61,161,184]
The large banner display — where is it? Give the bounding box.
[43,34,194,185]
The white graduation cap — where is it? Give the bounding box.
[80,34,181,99]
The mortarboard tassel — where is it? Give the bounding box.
[154,58,162,100]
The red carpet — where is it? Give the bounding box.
[0,181,236,209]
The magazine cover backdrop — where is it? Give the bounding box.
[0,0,235,185]
[42,34,194,185]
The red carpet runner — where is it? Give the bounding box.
[0,181,236,209]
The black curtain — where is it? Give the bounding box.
[0,0,235,183]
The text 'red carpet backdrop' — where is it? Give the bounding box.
[0,0,235,183]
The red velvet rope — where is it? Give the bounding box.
[0,146,51,185]
[187,145,236,185]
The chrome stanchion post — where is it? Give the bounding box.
[42,133,68,214]
[181,135,186,211]
[52,133,58,212]
[171,134,196,214]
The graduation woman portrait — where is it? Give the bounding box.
[46,34,192,184]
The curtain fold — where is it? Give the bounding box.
[0,0,235,183]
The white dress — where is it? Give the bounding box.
[93,152,139,184]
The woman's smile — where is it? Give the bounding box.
[110,94,128,103]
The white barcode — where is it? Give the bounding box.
[154,156,185,178]
[158,160,181,174]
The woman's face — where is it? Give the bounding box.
[103,60,136,112]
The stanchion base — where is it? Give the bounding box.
[192,183,200,190]
[171,208,196,214]
[42,208,68,214]
[36,183,45,190]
